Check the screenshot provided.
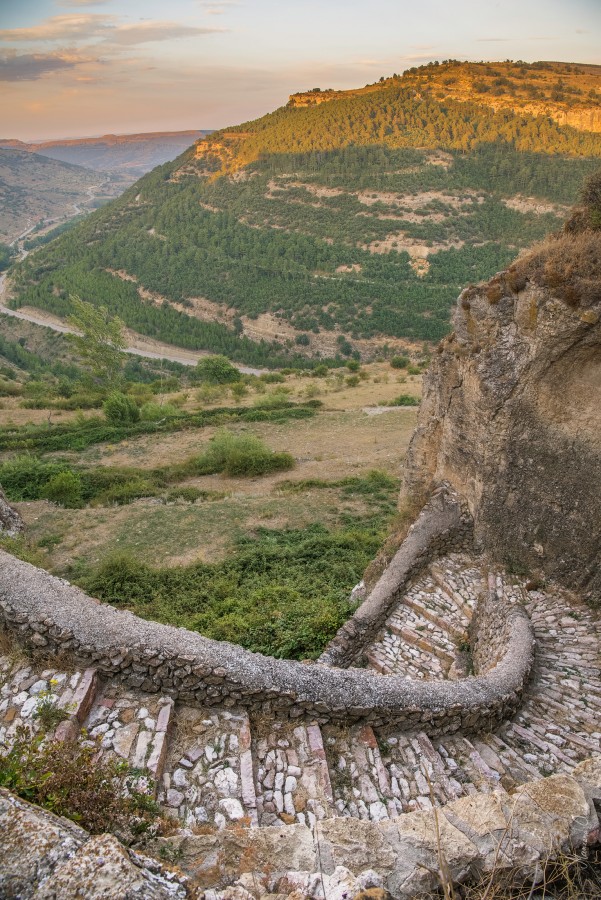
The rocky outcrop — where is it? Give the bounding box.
[0,788,193,899]
[0,488,23,537]
[402,233,601,606]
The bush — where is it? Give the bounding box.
[164,486,206,503]
[581,167,601,228]
[390,355,410,369]
[139,401,179,421]
[196,355,241,384]
[260,372,286,383]
[194,430,295,478]
[103,392,140,425]
[94,477,157,506]
[0,456,67,501]
[0,725,161,840]
[389,393,420,406]
[41,471,83,508]
[253,388,292,409]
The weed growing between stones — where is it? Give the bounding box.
[0,726,165,843]
[32,684,70,731]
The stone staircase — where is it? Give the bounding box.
[1,553,600,837]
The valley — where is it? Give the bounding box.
[6,60,601,366]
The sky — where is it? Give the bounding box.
[0,0,600,141]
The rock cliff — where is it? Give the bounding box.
[402,229,601,605]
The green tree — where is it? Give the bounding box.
[67,295,126,389]
[196,354,241,384]
[0,243,12,272]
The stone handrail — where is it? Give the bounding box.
[318,483,472,667]
[0,545,534,733]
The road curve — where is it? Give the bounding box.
[0,279,265,376]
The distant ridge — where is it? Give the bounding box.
[0,131,214,176]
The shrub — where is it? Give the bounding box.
[41,470,83,508]
[103,392,140,425]
[407,365,421,375]
[390,394,420,407]
[194,430,295,478]
[0,725,161,840]
[196,355,241,384]
[139,401,179,421]
[390,355,410,369]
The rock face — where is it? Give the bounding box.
[0,488,23,537]
[0,788,193,899]
[402,235,601,606]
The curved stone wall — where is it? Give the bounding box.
[0,541,534,733]
[318,483,472,667]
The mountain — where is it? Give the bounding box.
[0,131,212,178]
[0,149,104,244]
[8,60,601,366]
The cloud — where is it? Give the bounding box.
[0,14,114,43]
[57,0,112,6]
[0,14,224,46]
[108,22,225,45]
[476,37,512,42]
[0,51,80,81]
[198,0,240,12]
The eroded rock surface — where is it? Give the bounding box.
[0,488,23,537]
[403,257,601,605]
[0,788,193,900]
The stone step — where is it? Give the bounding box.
[159,705,257,829]
[401,592,468,641]
[0,660,92,743]
[324,723,403,821]
[386,620,456,666]
[253,719,333,829]
[83,683,174,795]
[429,565,479,621]
[438,736,507,795]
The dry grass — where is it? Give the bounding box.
[511,231,601,308]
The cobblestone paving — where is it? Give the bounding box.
[1,553,599,834]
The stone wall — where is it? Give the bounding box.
[318,483,472,668]
[0,547,533,733]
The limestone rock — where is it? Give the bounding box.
[403,251,601,605]
[0,788,192,899]
[0,487,23,537]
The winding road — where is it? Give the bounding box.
[0,270,264,375]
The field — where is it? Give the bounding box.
[0,360,420,659]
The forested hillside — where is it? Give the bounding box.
[9,60,601,364]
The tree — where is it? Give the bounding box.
[67,295,126,389]
[195,354,241,384]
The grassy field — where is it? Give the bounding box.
[0,362,420,658]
